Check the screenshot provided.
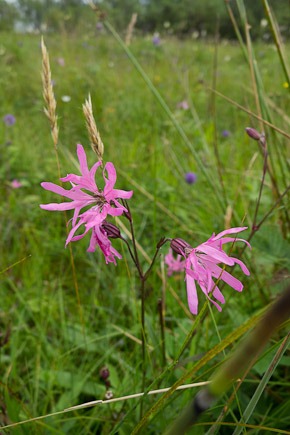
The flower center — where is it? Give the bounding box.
[93,192,106,204]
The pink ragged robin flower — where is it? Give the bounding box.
[165,227,251,315]
[165,248,186,276]
[11,179,22,189]
[40,144,133,251]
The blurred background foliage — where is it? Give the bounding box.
[0,0,289,39]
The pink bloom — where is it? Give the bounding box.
[167,227,251,315]
[88,224,122,265]
[40,144,133,249]
[11,179,22,189]
[165,249,186,276]
[176,100,189,110]
[57,57,65,66]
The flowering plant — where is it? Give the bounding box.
[41,144,251,315]
[40,144,132,262]
[165,228,251,314]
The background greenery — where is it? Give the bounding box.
[1,0,290,39]
[0,0,289,433]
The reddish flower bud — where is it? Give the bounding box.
[170,238,192,256]
[245,127,262,141]
[99,366,110,380]
[101,222,121,239]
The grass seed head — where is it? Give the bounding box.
[41,37,59,146]
[83,94,104,161]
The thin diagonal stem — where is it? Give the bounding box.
[120,236,139,271]
[262,0,290,86]
[252,142,268,229]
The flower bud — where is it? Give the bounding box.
[101,222,121,239]
[245,127,262,141]
[170,238,192,256]
[99,366,110,380]
[185,172,197,185]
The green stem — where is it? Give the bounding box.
[262,0,290,86]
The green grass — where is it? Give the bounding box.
[0,10,290,434]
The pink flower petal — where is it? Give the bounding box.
[77,143,90,177]
[212,287,225,304]
[103,162,117,196]
[197,245,235,265]
[212,226,248,240]
[186,274,198,315]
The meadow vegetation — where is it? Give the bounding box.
[0,4,289,433]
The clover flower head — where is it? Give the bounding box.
[3,114,16,126]
[221,129,231,138]
[40,144,133,254]
[165,227,251,315]
[185,172,197,184]
[152,33,161,46]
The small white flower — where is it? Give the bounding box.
[61,95,71,103]
[260,19,268,28]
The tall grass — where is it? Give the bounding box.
[0,1,289,433]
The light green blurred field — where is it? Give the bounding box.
[0,28,289,433]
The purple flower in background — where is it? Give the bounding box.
[177,100,189,110]
[221,130,231,138]
[40,144,133,252]
[3,114,16,126]
[152,33,161,46]
[165,227,251,315]
[96,22,104,31]
[185,172,197,184]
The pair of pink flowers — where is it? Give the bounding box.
[41,144,250,314]
[165,228,251,314]
[40,144,133,264]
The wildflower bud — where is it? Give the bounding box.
[99,366,110,380]
[245,127,262,141]
[185,172,197,185]
[101,222,121,239]
[170,238,192,256]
